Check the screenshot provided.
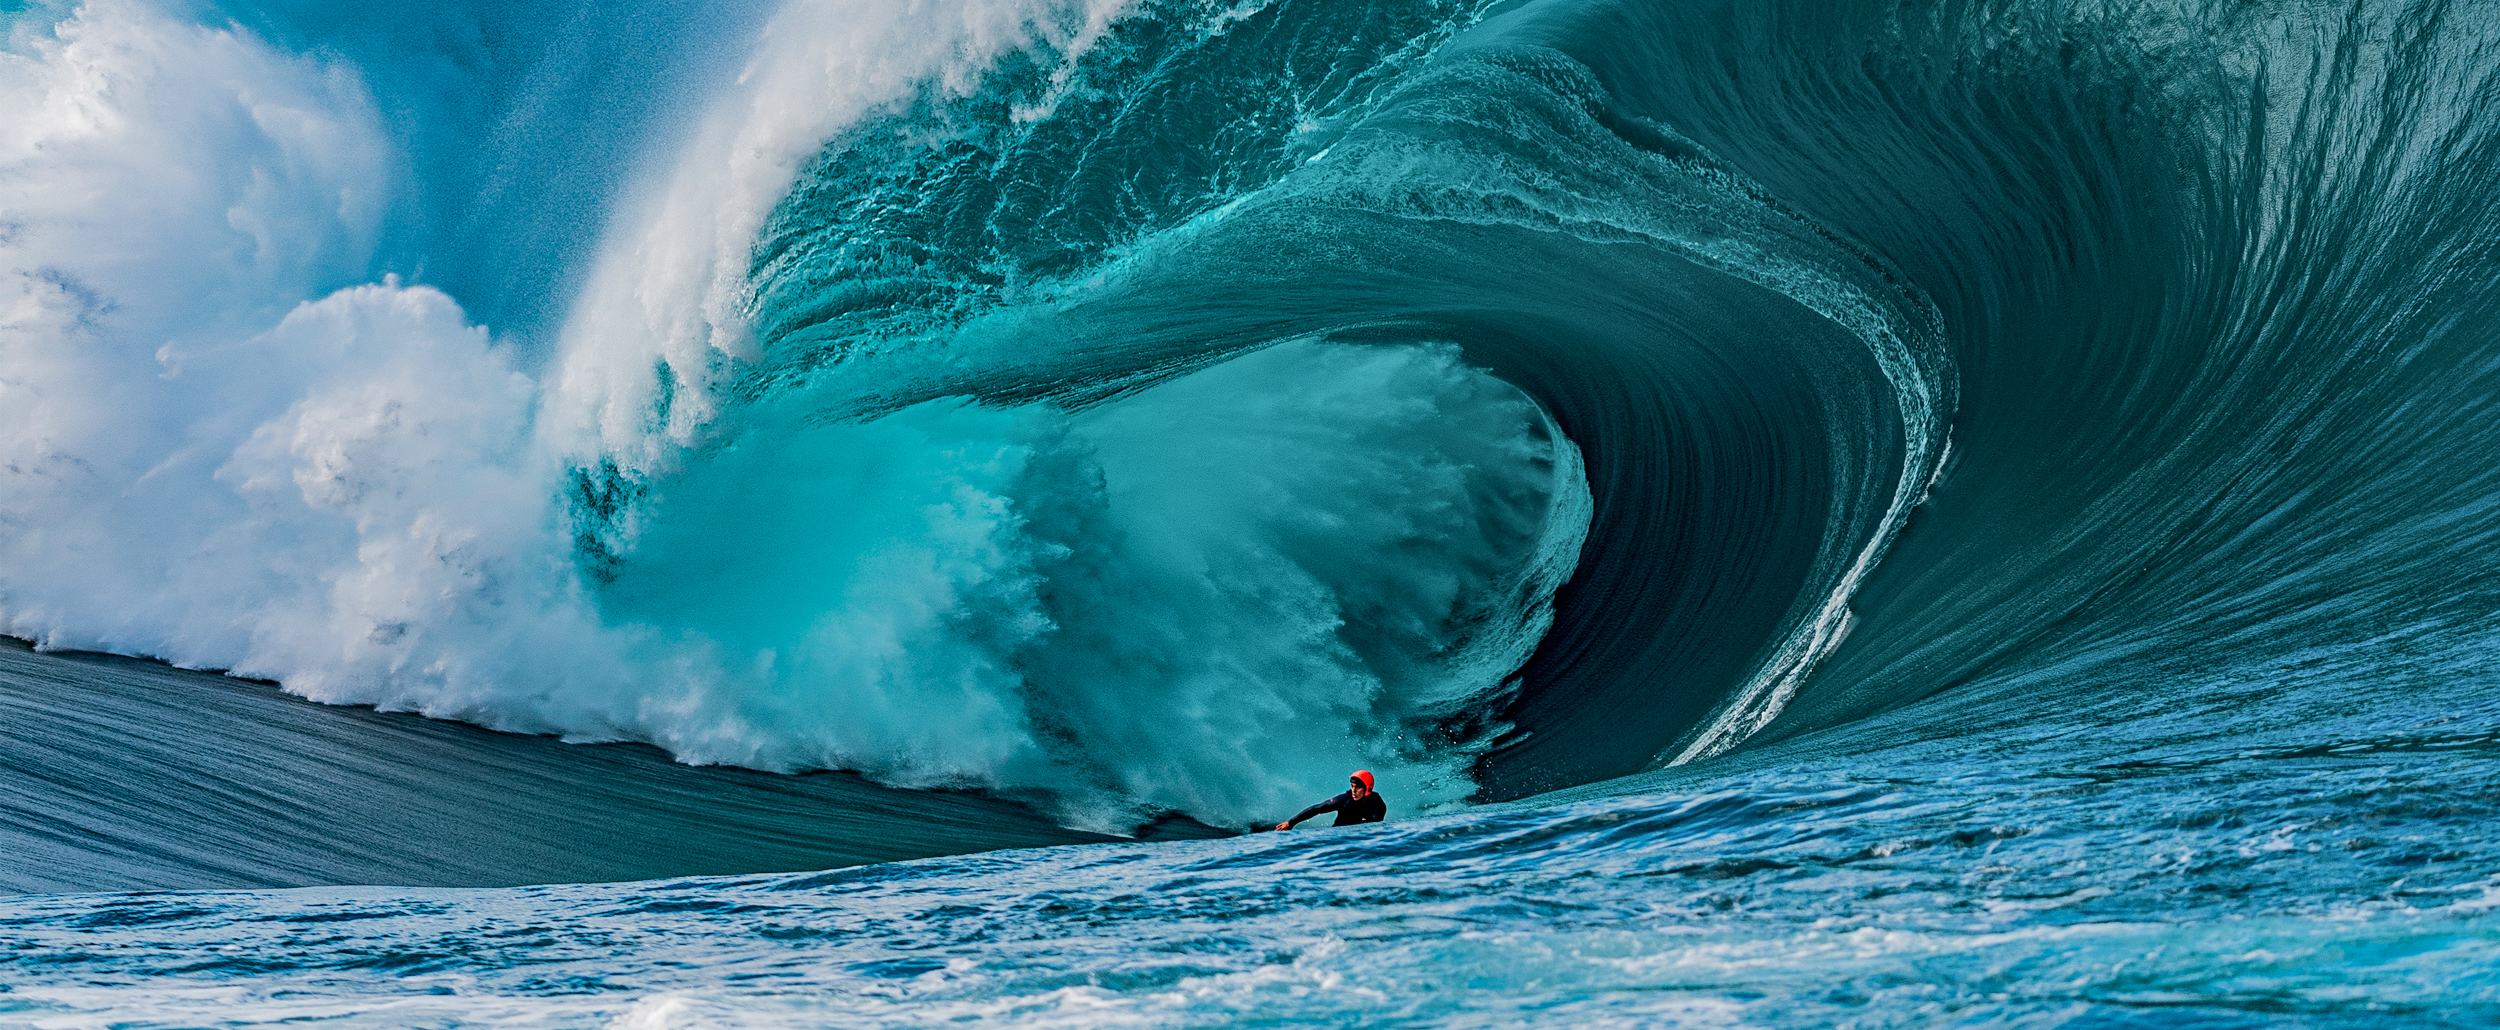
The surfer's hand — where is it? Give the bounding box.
[1272,822,1292,832]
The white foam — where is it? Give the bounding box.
[0,0,397,657]
[0,0,634,740]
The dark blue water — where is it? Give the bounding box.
[4,0,2499,1023]
[0,639,1224,894]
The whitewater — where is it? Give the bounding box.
[4,0,2499,1024]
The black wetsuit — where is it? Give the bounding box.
[1285,790,1387,828]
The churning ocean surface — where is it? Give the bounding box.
[5,0,2500,1024]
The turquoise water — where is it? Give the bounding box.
[5,0,2500,1022]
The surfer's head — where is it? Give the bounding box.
[1349,770,1374,797]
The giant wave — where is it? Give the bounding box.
[3,0,1951,835]
[3,0,2500,1002]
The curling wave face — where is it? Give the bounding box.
[552,0,1956,808]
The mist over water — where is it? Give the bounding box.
[5,0,2500,1023]
[589,338,1584,819]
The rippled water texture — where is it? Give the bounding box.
[7,661,2497,1027]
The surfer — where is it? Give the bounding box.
[1272,770,1387,831]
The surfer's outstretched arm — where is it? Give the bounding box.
[1273,795,1345,831]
